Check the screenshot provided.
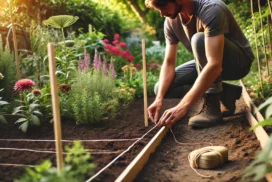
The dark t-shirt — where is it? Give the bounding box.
[164,0,254,61]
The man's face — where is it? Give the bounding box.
[155,1,182,19]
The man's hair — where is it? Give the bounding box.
[145,0,176,8]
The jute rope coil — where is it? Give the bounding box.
[189,146,228,169]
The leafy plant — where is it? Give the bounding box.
[43,15,79,44]
[15,141,95,182]
[0,37,17,99]
[69,69,116,124]
[243,135,272,181]
[12,79,42,132]
[0,88,8,125]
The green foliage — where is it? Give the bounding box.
[68,70,116,124]
[12,92,42,132]
[0,38,17,99]
[0,89,8,125]
[64,141,95,180]
[77,28,105,57]
[15,141,95,182]
[43,15,79,29]
[243,135,272,181]
[116,70,158,99]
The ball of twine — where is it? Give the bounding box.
[189,146,228,169]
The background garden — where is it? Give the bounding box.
[0,0,272,181]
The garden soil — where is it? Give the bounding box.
[0,96,265,182]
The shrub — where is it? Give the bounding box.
[0,38,16,99]
[68,70,116,124]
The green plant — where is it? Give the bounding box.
[0,37,17,99]
[15,141,95,182]
[43,15,79,44]
[243,135,272,181]
[0,88,8,125]
[69,70,116,124]
[12,79,42,132]
[116,65,158,99]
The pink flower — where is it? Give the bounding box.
[32,89,41,96]
[119,42,126,48]
[114,34,120,40]
[14,79,35,92]
[103,39,109,44]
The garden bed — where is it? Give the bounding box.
[0,98,163,182]
[0,95,267,182]
[135,97,266,182]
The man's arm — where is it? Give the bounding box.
[148,43,178,122]
[178,34,224,109]
[158,34,224,126]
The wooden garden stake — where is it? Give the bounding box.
[8,0,20,80]
[142,39,148,127]
[250,0,263,94]
[48,43,64,171]
[258,0,269,75]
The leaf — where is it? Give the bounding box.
[31,115,40,126]
[0,101,8,105]
[30,103,40,110]
[265,104,272,119]
[33,111,43,116]
[43,15,79,29]
[13,106,26,114]
[249,119,272,131]
[0,115,7,124]
[258,97,272,111]
[15,118,27,124]
[19,121,29,133]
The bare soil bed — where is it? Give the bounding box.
[0,96,265,182]
[135,97,265,182]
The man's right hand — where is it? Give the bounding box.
[147,99,163,123]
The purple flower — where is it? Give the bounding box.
[102,57,108,76]
[109,58,115,79]
[78,58,85,71]
[93,49,102,70]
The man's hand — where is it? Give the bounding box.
[157,104,188,127]
[147,100,163,123]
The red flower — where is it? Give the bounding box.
[127,56,135,63]
[103,39,109,44]
[135,64,142,69]
[59,84,71,93]
[112,40,119,45]
[32,89,41,96]
[119,42,126,48]
[14,79,35,92]
[114,34,120,40]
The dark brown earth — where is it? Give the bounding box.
[0,96,266,182]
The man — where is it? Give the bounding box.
[145,0,254,128]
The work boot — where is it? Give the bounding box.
[189,93,222,128]
[220,82,242,117]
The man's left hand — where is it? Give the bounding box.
[157,104,188,127]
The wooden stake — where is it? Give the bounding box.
[8,1,20,80]
[48,43,63,171]
[142,39,148,127]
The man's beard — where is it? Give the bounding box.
[170,3,182,19]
